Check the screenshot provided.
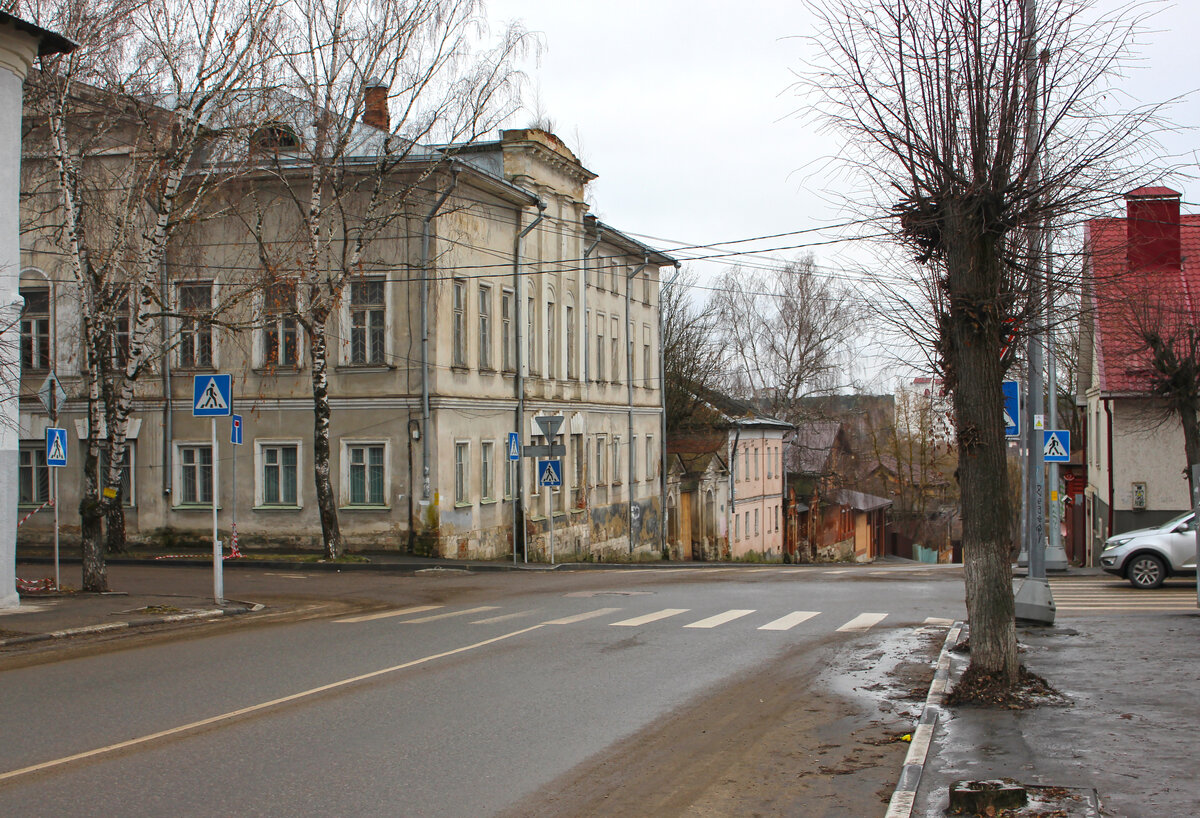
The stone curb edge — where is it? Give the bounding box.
[0,602,265,648]
[885,619,964,818]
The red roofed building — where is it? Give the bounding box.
[1079,186,1200,562]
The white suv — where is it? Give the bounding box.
[1100,511,1198,589]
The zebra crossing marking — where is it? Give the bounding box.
[470,610,541,625]
[758,611,820,631]
[335,605,443,624]
[400,606,499,624]
[543,607,624,625]
[684,609,755,629]
[610,608,690,627]
[837,612,888,632]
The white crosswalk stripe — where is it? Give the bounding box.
[610,608,690,627]
[470,610,540,624]
[335,605,442,624]
[400,606,500,624]
[1049,578,1197,614]
[836,612,888,632]
[758,611,820,631]
[684,609,755,629]
[543,607,623,625]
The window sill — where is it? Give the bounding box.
[253,504,303,512]
[173,504,224,511]
[480,497,499,505]
[478,367,498,375]
[252,366,303,375]
[339,504,391,511]
[454,501,473,509]
[335,364,393,373]
[450,365,469,373]
[175,366,216,373]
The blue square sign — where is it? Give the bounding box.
[1043,430,1070,463]
[1002,380,1020,438]
[193,374,232,417]
[46,427,68,467]
[538,459,562,487]
[507,432,520,461]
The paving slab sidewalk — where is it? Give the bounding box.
[912,611,1200,817]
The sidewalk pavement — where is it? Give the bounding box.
[906,583,1200,817]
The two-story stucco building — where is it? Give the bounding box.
[18,117,674,561]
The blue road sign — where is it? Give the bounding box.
[193,374,232,417]
[507,432,520,461]
[1043,430,1070,462]
[538,459,562,487]
[1002,380,1020,438]
[231,414,243,446]
[46,427,68,467]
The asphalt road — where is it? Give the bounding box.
[0,563,967,816]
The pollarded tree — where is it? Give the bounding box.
[243,0,531,559]
[805,0,1164,689]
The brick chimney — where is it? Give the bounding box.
[1125,186,1181,271]
[362,78,389,132]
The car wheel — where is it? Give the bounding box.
[1127,554,1167,589]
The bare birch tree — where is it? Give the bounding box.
[23,0,275,589]
[662,269,724,433]
[243,0,530,558]
[805,0,1164,690]
[711,255,857,423]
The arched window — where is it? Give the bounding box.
[251,123,301,153]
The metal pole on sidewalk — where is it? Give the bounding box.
[211,417,223,604]
[53,467,59,590]
[1192,465,1200,610]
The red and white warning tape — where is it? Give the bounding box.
[229,523,242,558]
[16,498,54,528]
[16,576,57,593]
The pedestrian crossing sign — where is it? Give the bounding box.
[1043,430,1070,462]
[193,374,232,417]
[1002,380,1020,438]
[538,459,562,487]
[508,432,520,461]
[46,427,68,467]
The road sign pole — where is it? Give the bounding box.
[549,485,555,566]
[212,417,223,604]
[53,467,59,590]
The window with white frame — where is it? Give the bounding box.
[178,282,214,369]
[527,294,536,374]
[754,447,760,480]
[501,288,514,371]
[595,435,607,485]
[261,280,299,368]
[481,440,494,500]
[612,435,622,484]
[18,443,49,505]
[628,320,636,384]
[452,279,467,367]
[545,297,556,379]
[478,284,492,370]
[642,324,652,388]
[20,287,50,371]
[755,507,760,535]
[571,433,583,503]
[504,455,515,500]
[595,313,606,381]
[455,441,470,504]
[643,270,651,304]
[610,316,619,383]
[631,435,638,483]
[257,441,299,506]
[99,445,135,507]
[566,302,576,379]
[177,443,213,505]
[344,442,386,505]
[349,279,386,365]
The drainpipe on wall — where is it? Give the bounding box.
[659,263,680,558]
[626,254,648,554]
[729,424,741,558]
[513,199,546,562]
[1105,398,1114,544]
[420,167,459,505]
[161,257,173,497]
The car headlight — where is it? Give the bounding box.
[1103,538,1132,551]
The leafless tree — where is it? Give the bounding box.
[662,269,724,433]
[242,0,531,558]
[22,0,275,590]
[710,255,857,424]
[804,0,1164,689]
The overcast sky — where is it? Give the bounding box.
[485,0,1198,385]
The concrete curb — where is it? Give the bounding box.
[885,619,964,818]
[0,602,264,648]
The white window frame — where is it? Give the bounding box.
[478,284,493,370]
[481,440,495,501]
[174,441,214,507]
[342,277,391,366]
[340,439,390,507]
[255,280,302,370]
[19,285,51,372]
[594,434,608,486]
[455,440,471,505]
[501,288,515,371]
[176,281,216,370]
[254,438,303,508]
[18,442,50,505]
[453,279,468,368]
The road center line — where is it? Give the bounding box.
[0,623,547,784]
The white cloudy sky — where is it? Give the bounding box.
[484,0,1198,384]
